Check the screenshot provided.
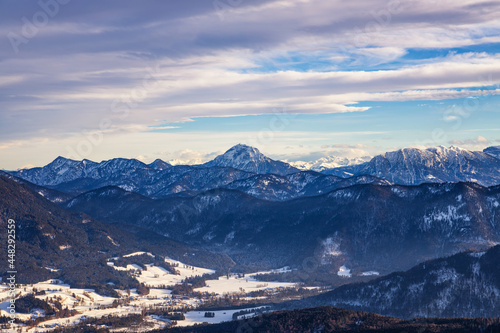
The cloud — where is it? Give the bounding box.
[449,136,490,149]
[321,144,376,149]
[1,0,500,168]
[165,149,221,165]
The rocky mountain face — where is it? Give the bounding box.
[203,144,300,175]
[292,245,500,318]
[325,146,500,186]
[63,182,500,273]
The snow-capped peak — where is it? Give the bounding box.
[220,144,262,161]
[204,144,299,175]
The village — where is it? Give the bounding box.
[0,252,324,332]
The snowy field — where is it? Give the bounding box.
[197,274,296,295]
[108,254,216,287]
[176,306,269,327]
[0,255,301,332]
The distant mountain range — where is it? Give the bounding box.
[8,144,500,202]
[7,145,388,201]
[290,155,372,171]
[325,146,500,186]
[6,144,500,273]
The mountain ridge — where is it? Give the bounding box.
[62,181,500,273]
[286,245,500,318]
[324,145,500,186]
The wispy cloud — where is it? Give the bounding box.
[1,0,500,168]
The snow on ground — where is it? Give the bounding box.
[108,263,143,271]
[338,265,352,277]
[107,256,216,287]
[196,274,296,295]
[0,257,305,331]
[123,251,154,258]
[165,258,216,277]
[0,280,145,332]
[245,267,292,277]
[136,265,185,287]
[176,307,269,327]
[361,271,380,276]
[469,251,486,258]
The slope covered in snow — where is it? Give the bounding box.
[204,144,299,175]
[325,146,500,186]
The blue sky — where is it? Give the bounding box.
[1,0,500,169]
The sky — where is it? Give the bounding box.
[1,0,500,169]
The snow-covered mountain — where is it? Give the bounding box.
[203,144,300,175]
[484,145,500,159]
[325,146,500,186]
[10,144,500,200]
[296,245,500,318]
[290,156,371,172]
[12,156,153,186]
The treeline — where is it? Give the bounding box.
[112,254,179,275]
[156,306,500,333]
[232,307,269,320]
[48,314,145,333]
[14,294,79,327]
[169,273,221,296]
[143,309,185,320]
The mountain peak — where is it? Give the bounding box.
[204,144,299,175]
[223,144,262,158]
[50,155,78,165]
[148,159,171,170]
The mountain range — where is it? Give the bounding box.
[62,182,500,274]
[5,144,500,272]
[8,145,389,201]
[4,143,500,320]
[10,145,500,198]
[289,155,372,171]
[325,145,500,186]
[0,175,233,289]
